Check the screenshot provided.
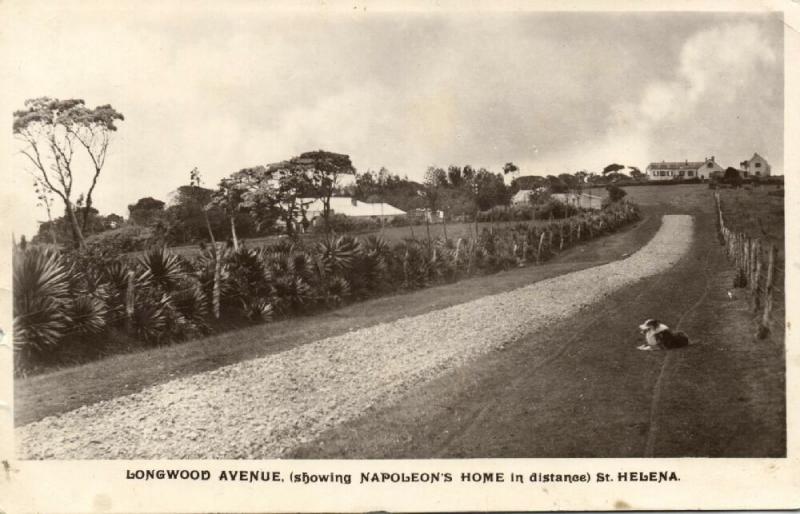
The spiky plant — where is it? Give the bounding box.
[240,297,273,322]
[170,279,209,334]
[64,295,108,335]
[316,235,361,277]
[131,290,171,344]
[139,246,186,292]
[13,248,71,352]
[225,247,273,319]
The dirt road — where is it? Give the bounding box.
[289,187,785,458]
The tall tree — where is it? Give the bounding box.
[602,163,625,175]
[210,174,250,250]
[503,162,520,180]
[293,150,355,231]
[128,197,166,226]
[13,97,124,247]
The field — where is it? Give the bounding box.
[716,185,784,251]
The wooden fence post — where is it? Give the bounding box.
[753,241,763,312]
[537,231,545,264]
[559,222,565,250]
[125,270,135,333]
[759,244,778,338]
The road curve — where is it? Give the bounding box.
[17,215,693,459]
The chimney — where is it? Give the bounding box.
[351,198,357,206]
[711,156,715,162]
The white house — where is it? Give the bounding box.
[646,157,723,181]
[739,152,771,177]
[550,193,604,210]
[511,187,548,205]
[299,197,406,222]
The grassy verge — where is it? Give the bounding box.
[15,209,660,426]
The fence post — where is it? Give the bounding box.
[537,231,545,264]
[753,241,763,312]
[559,222,565,250]
[125,270,135,333]
[548,228,554,255]
[759,244,778,338]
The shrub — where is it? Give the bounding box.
[606,185,627,204]
[85,225,154,254]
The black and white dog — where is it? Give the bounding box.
[637,319,690,351]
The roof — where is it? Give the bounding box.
[299,197,406,217]
[647,161,705,170]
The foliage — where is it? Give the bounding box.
[128,197,165,226]
[84,225,155,254]
[14,97,124,247]
[605,185,628,204]
[15,197,640,373]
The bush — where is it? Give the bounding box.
[606,185,627,203]
[534,199,578,219]
[85,225,154,254]
[309,214,381,234]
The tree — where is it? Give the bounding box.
[33,179,58,245]
[447,166,464,187]
[606,184,627,203]
[503,162,520,181]
[546,175,569,194]
[128,197,166,226]
[602,163,625,175]
[292,150,356,231]
[210,174,251,250]
[628,166,644,180]
[13,97,124,248]
[723,167,743,187]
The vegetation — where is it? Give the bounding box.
[13,200,640,374]
[14,98,124,248]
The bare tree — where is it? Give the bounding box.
[13,97,124,248]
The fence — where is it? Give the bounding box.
[713,191,781,338]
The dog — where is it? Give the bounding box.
[637,319,690,351]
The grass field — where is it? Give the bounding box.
[716,185,784,250]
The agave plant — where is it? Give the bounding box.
[170,279,209,334]
[139,246,186,292]
[227,247,271,295]
[315,235,361,277]
[130,289,172,344]
[271,275,313,313]
[64,295,108,335]
[13,248,72,351]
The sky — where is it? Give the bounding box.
[1,5,784,238]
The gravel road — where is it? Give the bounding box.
[17,215,693,459]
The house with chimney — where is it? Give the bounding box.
[739,152,771,177]
[645,156,723,181]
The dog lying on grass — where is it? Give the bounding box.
[637,318,690,351]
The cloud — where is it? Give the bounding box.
[593,21,781,169]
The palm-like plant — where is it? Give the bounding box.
[13,248,72,351]
[139,246,187,292]
[170,279,209,334]
[316,235,360,276]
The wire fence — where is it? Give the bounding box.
[714,191,782,338]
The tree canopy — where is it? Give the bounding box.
[14,97,124,247]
